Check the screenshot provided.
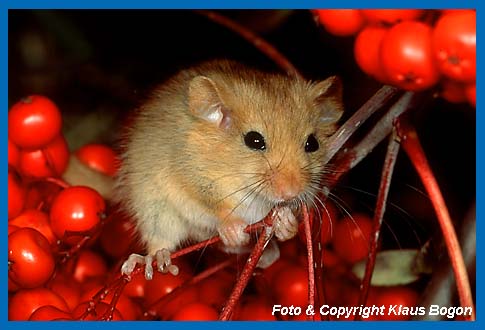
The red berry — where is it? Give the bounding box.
[197,270,234,308]
[465,83,476,107]
[8,227,55,288]
[29,305,73,321]
[440,80,467,104]
[332,213,373,264]
[323,275,346,306]
[171,302,219,320]
[8,276,20,292]
[433,11,476,82]
[354,26,389,83]
[143,263,196,319]
[361,9,423,25]
[123,273,147,299]
[144,270,191,307]
[8,171,26,219]
[9,209,57,245]
[18,134,70,178]
[72,250,108,283]
[380,21,440,91]
[316,9,364,36]
[279,237,299,258]
[234,297,276,321]
[76,143,120,177]
[49,273,82,311]
[8,288,69,320]
[8,139,20,168]
[8,95,62,149]
[100,211,138,258]
[8,224,20,236]
[24,181,63,210]
[263,258,293,283]
[321,247,342,269]
[157,286,200,319]
[273,265,308,308]
[375,286,419,320]
[49,186,106,245]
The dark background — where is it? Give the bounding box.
[8,10,476,251]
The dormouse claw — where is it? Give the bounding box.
[121,253,154,280]
[155,249,179,276]
[121,249,178,280]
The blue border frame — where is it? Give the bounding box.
[3,1,480,330]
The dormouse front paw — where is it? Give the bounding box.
[121,248,179,280]
[218,217,250,248]
[274,206,299,241]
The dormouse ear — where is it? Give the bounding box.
[188,76,232,129]
[311,76,344,125]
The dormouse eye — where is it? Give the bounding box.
[305,134,319,153]
[244,131,266,151]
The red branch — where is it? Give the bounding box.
[100,280,128,321]
[355,131,400,319]
[322,85,401,165]
[219,216,274,320]
[113,220,266,285]
[395,119,475,321]
[324,92,416,190]
[194,10,302,78]
[302,205,316,320]
[172,221,266,259]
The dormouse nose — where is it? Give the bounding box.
[271,169,303,201]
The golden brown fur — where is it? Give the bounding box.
[114,60,344,256]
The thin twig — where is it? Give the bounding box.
[395,119,475,321]
[118,220,266,283]
[194,10,302,78]
[414,203,475,320]
[219,216,275,320]
[355,130,400,320]
[101,280,128,321]
[302,205,316,320]
[309,206,326,320]
[324,91,416,190]
[171,221,266,259]
[322,85,401,165]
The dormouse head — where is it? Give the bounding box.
[187,65,343,209]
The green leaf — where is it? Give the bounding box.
[352,249,431,286]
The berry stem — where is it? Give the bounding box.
[325,91,417,188]
[194,10,302,78]
[302,205,316,320]
[322,85,402,166]
[219,215,275,320]
[395,118,475,321]
[310,205,327,320]
[171,220,266,259]
[355,130,400,319]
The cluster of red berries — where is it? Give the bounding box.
[316,9,476,106]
